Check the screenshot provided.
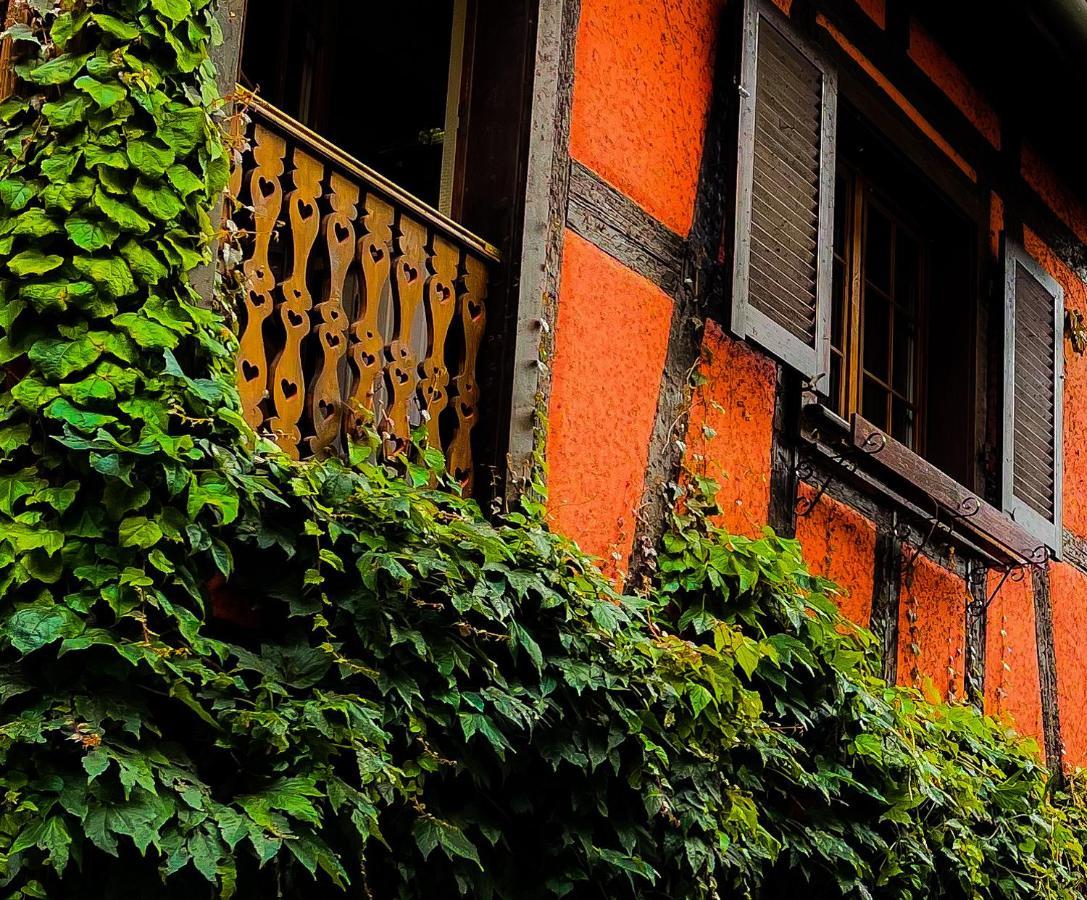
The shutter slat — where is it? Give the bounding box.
[1003,240,1064,558]
[731,0,836,383]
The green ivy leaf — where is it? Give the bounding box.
[0,178,36,211]
[42,95,90,129]
[11,208,61,238]
[66,216,121,252]
[27,337,101,380]
[46,398,117,432]
[166,164,204,198]
[120,240,168,284]
[133,179,183,221]
[23,52,90,86]
[6,604,81,654]
[113,312,179,349]
[73,255,138,299]
[127,140,176,177]
[8,250,64,276]
[151,0,193,25]
[94,188,152,234]
[118,516,164,550]
[92,13,140,41]
[20,280,96,312]
[75,75,128,109]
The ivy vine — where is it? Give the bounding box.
[0,1,1086,898]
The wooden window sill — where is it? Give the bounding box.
[799,402,1049,567]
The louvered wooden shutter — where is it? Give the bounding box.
[731,0,836,389]
[1002,240,1064,558]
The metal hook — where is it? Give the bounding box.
[794,448,857,518]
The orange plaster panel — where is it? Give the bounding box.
[989,191,1004,261]
[1022,144,1087,247]
[908,20,1000,150]
[795,486,877,627]
[1050,562,1087,767]
[897,554,967,701]
[1022,228,1087,540]
[682,321,776,538]
[547,230,673,578]
[984,570,1044,750]
[855,0,885,28]
[570,0,724,236]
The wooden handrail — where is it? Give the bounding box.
[236,87,502,264]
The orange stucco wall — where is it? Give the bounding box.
[795,487,877,627]
[1022,145,1087,247]
[1023,227,1087,541]
[855,0,885,28]
[1050,563,1087,767]
[544,0,1087,763]
[682,322,776,538]
[985,570,1044,750]
[898,554,967,701]
[570,0,724,236]
[547,232,673,579]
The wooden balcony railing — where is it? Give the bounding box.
[226,90,498,488]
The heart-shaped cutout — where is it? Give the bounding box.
[258,177,277,199]
[241,360,260,382]
[369,245,384,264]
[287,309,305,327]
[280,379,299,400]
[335,222,352,243]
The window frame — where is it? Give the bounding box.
[832,162,931,456]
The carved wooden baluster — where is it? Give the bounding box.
[347,193,394,433]
[236,125,286,432]
[417,233,459,448]
[268,147,323,458]
[448,254,488,489]
[308,172,359,457]
[384,214,428,444]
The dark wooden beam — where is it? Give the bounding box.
[964,559,987,709]
[871,523,903,684]
[1032,566,1064,773]
[769,366,800,538]
[504,0,580,501]
[566,161,687,295]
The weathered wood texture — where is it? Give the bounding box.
[0,0,29,102]
[504,0,581,497]
[1032,567,1064,773]
[566,161,687,295]
[871,524,903,684]
[852,415,1048,566]
[229,94,497,487]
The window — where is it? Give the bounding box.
[828,108,979,489]
[728,0,1066,558]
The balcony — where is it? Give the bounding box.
[225,91,500,489]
